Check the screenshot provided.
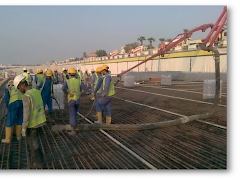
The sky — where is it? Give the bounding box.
[0,4,226,65]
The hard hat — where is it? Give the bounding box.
[39,69,43,73]
[46,69,53,77]
[102,64,109,70]
[8,80,14,84]
[68,68,77,74]
[54,68,57,72]
[96,67,103,73]
[45,69,48,72]
[23,67,27,71]
[27,71,30,74]
[36,69,39,73]
[91,69,95,72]
[62,68,65,71]
[102,64,109,71]
[13,74,26,88]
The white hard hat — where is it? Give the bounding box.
[13,74,26,88]
[23,67,27,71]
[45,69,48,72]
[62,68,66,71]
[27,71,30,74]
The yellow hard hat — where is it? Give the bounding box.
[39,69,43,73]
[91,69,95,72]
[46,69,53,77]
[54,68,57,72]
[96,67,103,73]
[68,68,76,74]
[8,80,14,84]
[102,64,109,71]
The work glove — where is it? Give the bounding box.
[22,129,26,137]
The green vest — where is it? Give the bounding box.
[24,89,46,128]
[39,78,53,93]
[93,72,98,85]
[36,74,44,86]
[63,73,69,81]
[9,86,23,104]
[103,74,115,96]
[66,78,81,102]
[78,72,82,81]
[22,72,30,84]
[94,75,103,94]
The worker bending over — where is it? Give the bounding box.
[36,69,54,121]
[94,65,115,124]
[62,68,85,135]
[2,80,23,143]
[14,74,46,169]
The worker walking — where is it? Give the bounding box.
[90,69,97,100]
[36,69,54,121]
[62,68,69,84]
[62,68,84,135]
[13,74,46,168]
[77,69,82,81]
[2,80,23,143]
[94,65,115,124]
[83,69,90,88]
[35,69,44,86]
[53,69,59,84]
[22,68,31,87]
[102,64,111,75]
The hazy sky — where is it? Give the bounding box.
[0,5,226,65]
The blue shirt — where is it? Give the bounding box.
[36,78,53,98]
[94,77,103,95]
[102,74,111,95]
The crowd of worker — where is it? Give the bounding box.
[1,64,115,169]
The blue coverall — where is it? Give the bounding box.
[4,88,23,127]
[95,75,112,116]
[61,80,85,126]
[53,72,59,84]
[36,78,53,114]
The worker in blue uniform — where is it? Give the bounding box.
[92,66,104,118]
[2,80,23,143]
[36,69,54,121]
[35,69,44,86]
[90,69,97,100]
[62,68,85,135]
[53,69,59,84]
[94,65,115,124]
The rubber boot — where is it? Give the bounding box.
[1,127,12,143]
[68,125,77,136]
[15,125,22,141]
[94,112,102,124]
[106,116,112,124]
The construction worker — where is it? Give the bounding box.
[94,65,115,124]
[53,68,59,84]
[92,67,104,118]
[90,69,97,100]
[36,69,54,121]
[83,69,90,87]
[102,64,111,75]
[22,67,31,86]
[76,69,82,81]
[62,68,69,84]
[27,71,32,87]
[62,68,84,135]
[13,74,46,168]
[35,69,44,86]
[2,80,23,143]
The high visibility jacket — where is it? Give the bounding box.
[63,73,69,82]
[36,74,44,86]
[9,86,23,104]
[103,74,115,96]
[93,72,98,85]
[22,72,31,85]
[77,72,82,81]
[66,78,81,102]
[39,78,53,94]
[24,89,46,128]
[94,75,103,94]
